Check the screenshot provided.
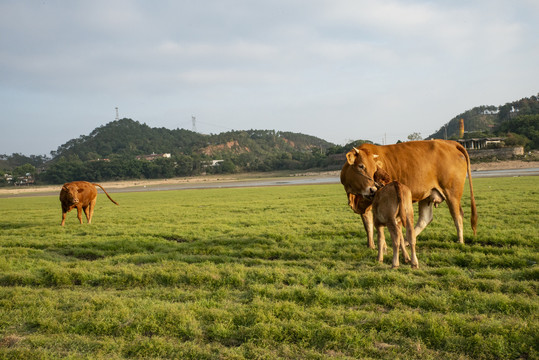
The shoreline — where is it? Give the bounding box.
[1,160,538,197]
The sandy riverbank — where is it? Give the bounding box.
[1,160,537,196]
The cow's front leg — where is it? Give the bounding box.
[361,209,375,249]
[76,205,83,224]
[415,198,434,237]
[83,206,91,223]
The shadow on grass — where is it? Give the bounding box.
[0,221,37,230]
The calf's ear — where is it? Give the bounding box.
[77,188,85,193]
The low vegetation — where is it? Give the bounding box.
[0,177,537,359]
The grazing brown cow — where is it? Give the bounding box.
[341,140,477,247]
[372,180,418,269]
[60,181,119,226]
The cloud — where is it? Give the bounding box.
[0,0,538,155]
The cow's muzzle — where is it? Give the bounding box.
[365,186,377,200]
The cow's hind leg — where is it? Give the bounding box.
[87,198,97,224]
[446,197,465,244]
[415,198,434,238]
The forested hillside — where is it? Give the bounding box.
[428,94,539,149]
[33,119,340,184]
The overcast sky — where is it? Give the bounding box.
[1,0,538,156]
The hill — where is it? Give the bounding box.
[50,119,334,161]
[34,119,339,184]
[427,93,539,149]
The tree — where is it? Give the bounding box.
[407,132,422,141]
[13,163,36,179]
[504,132,530,148]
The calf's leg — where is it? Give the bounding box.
[406,219,419,269]
[376,225,386,263]
[387,222,402,268]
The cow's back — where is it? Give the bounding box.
[361,140,467,202]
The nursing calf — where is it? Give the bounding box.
[372,180,419,269]
[60,181,119,226]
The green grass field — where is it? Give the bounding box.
[0,176,537,359]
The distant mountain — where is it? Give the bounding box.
[427,93,539,143]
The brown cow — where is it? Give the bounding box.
[372,180,418,269]
[60,181,119,226]
[341,140,477,247]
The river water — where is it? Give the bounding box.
[112,167,539,193]
[1,168,537,198]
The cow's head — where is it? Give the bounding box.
[61,183,83,205]
[342,147,379,198]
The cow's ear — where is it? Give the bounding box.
[346,151,356,165]
[77,188,84,193]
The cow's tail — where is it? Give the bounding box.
[455,143,477,235]
[92,183,119,206]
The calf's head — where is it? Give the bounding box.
[343,147,379,198]
[373,167,391,188]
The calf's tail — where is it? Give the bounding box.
[92,183,119,206]
[393,182,408,227]
[455,143,477,235]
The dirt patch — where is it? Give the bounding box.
[470,160,539,171]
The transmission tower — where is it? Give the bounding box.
[192,116,197,132]
[115,107,119,121]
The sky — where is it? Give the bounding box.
[1,0,538,156]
